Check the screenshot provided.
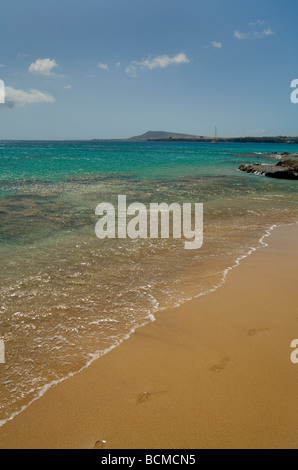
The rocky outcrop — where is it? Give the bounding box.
[239,156,298,180]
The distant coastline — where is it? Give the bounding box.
[1,131,298,143]
[135,137,298,143]
[95,131,298,144]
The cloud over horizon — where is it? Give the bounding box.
[209,41,223,49]
[234,21,275,40]
[29,58,59,76]
[97,63,109,71]
[4,86,56,107]
[126,52,191,77]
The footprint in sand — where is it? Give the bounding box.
[210,357,230,374]
[93,439,107,449]
[136,390,166,405]
[247,328,269,337]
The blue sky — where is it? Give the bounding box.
[0,0,298,139]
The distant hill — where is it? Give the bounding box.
[91,131,298,144]
[127,131,204,141]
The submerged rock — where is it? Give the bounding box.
[239,156,298,180]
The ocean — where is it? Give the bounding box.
[0,140,297,425]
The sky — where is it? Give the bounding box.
[0,0,298,139]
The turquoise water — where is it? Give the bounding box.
[1,140,297,183]
[0,141,298,425]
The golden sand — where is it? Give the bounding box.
[0,224,298,449]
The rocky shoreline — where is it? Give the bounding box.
[239,153,298,180]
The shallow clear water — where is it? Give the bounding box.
[0,141,297,424]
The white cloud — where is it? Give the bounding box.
[0,64,6,68]
[4,86,55,107]
[97,63,109,71]
[115,62,121,68]
[263,29,274,37]
[29,58,58,76]
[234,31,246,39]
[210,41,223,48]
[126,52,191,77]
[234,21,275,40]
[125,64,138,78]
[64,85,72,89]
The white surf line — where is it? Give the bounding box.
[0,222,295,429]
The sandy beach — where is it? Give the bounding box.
[0,223,298,449]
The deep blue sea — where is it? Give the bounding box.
[0,141,298,425]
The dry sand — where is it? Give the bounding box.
[0,223,298,449]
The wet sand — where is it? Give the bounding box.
[0,223,298,449]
